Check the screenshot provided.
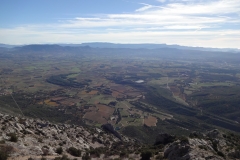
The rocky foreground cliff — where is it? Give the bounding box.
[0,112,240,160]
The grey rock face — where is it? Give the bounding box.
[0,112,127,158]
[207,129,222,139]
[164,138,224,160]
[164,141,191,160]
[1,112,239,160]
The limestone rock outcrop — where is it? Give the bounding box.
[0,113,132,159]
[164,129,240,160]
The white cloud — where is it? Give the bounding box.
[156,0,240,15]
[0,0,240,48]
[136,3,154,12]
[157,0,166,3]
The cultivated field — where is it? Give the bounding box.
[1,45,240,140]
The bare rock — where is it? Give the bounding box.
[207,129,222,139]
[25,129,34,134]
[228,150,240,159]
[15,123,23,131]
[164,137,224,160]
[164,141,191,160]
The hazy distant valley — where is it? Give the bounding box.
[1,44,240,159]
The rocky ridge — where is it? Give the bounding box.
[0,113,138,160]
[0,112,240,160]
[163,130,240,160]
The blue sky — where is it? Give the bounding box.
[0,0,240,48]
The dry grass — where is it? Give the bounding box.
[80,90,98,95]
[97,104,115,118]
[124,91,141,97]
[44,99,58,107]
[112,91,120,97]
[51,97,66,101]
[84,111,108,124]
[111,85,129,93]
[59,100,75,106]
[92,83,103,87]
[83,104,114,124]
[169,86,181,96]
[144,115,158,127]
[112,91,125,98]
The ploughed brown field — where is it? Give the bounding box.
[83,104,115,124]
[144,116,158,127]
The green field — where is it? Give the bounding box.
[1,45,240,143]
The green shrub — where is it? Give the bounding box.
[38,138,43,143]
[67,147,81,157]
[179,136,189,144]
[56,147,63,154]
[82,153,91,160]
[212,141,218,152]
[7,133,18,142]
[43,145,49,149]
[155,154,164,160]
[198,145,208,151]
[0,145,14,160]
[140,150,152,160]
[89,147,104,157]
[236,145,240,151]
[217,151,225,157]
[54,155,71,160]
[120,151,128,158]
[0,151,8,160]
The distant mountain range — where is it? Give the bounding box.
[0,42,239,53]
[0,43,22,48]
[60,42,240,53]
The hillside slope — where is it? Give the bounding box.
[1,112,240,160]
